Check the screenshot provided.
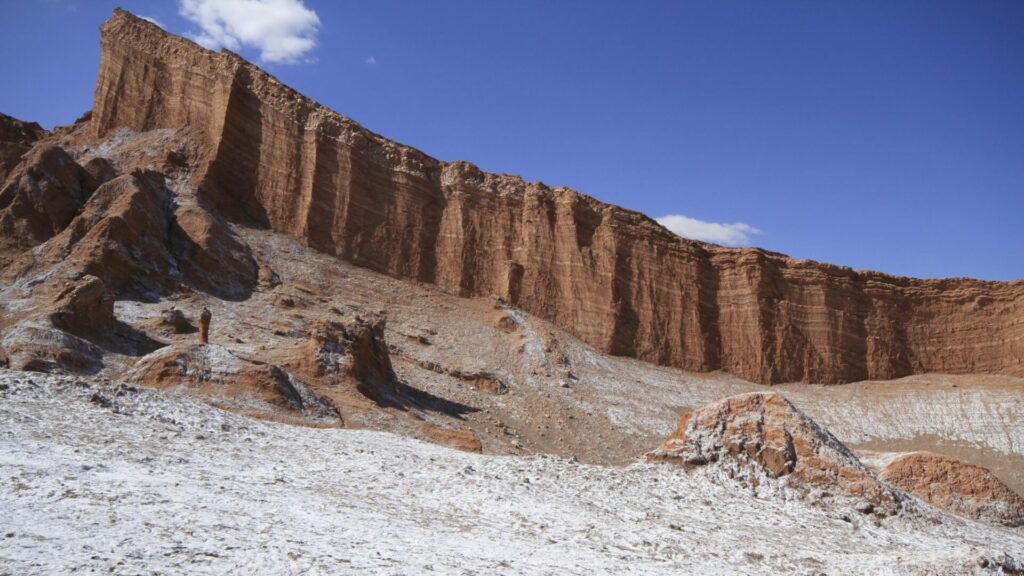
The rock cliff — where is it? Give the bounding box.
[89,9,1023,384]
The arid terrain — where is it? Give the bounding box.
[1,9,1022,575]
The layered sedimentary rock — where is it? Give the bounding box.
[90,10,1024,384]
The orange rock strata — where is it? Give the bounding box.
[85,9,1023,384]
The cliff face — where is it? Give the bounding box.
[90,10,1023,384]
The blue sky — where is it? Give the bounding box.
[1,1,1021,280]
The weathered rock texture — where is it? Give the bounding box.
[881,451,1024,528]
[0,143,102,265]
[0,112,46,184]
[48,275,115,338]
[90,9,1023,384]
[299,317,398,405]
[647,393,903,515]
[129,343,340,423]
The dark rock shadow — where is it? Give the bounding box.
[358,378,479,420]
[167,198,258,302]
[62,320,167,358]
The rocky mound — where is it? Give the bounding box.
[299,317,395,386]
[129,343,340,424]
[128,313,408,424]
[648,392,903,515]
[881,451,1024,528]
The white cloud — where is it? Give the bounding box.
[365,56,377,65]
[139,15,164,28]
[178,0,320,64]
[655,214,761,246]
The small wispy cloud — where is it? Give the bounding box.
[655,214,761,246]
[365,56,377,65]
[139,15,164,28]
[178,0,320,64]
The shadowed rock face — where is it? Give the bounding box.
[88,9,1023,384]
[299,317,398,405]
[48,275,115,337]
[0,112,47,184]
[0,144,102,265]
[881,451,1024,528]
[648,392,903,515]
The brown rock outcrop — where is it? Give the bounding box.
[129,343,340,422]
[169,204,257,300]
[5,167,255,301]
[648,392,903,515]
[1,322,105,374]
[48,275,115,337]
[86,10,1024,384]
[881,451,1024,528]
[20,170,177,296]
[0,112,46,184]
[300,317,398,403]
[198,307,211,344]
[0,144,96,264]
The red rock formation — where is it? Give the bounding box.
[13,171,178,296]
[881,451,1024,528]
[198,307,211,344]
[0,144,94,265]
[300,317,398,404]
[3,166,257,301]
[0,112,46,184]
[88,9,1023,384]
[648,392,903,515]
[129,343,340,422]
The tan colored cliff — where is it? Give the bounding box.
[89,9,1024,384]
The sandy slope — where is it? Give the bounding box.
[1,370,1021,575]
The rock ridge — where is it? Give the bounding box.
[89,9,1023,384]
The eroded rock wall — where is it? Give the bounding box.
[90,9,1024,384]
